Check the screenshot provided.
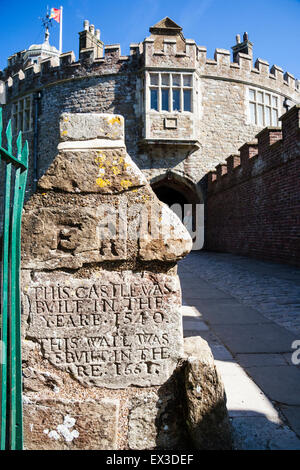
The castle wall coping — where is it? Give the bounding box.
[104,44,121,50]
[214,48,231,55]
[255,58,270,66]
[206,59,217,65]
[237,52,252,60]
[163,38,177,44]
[285,71,295,79]
[255,127,282,138]
[271,64,284,73]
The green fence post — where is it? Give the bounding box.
[0,111,11,451]
[0,109,28,450]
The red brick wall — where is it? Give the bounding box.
[206,105,300,266]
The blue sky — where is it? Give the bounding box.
[0,0,299,77]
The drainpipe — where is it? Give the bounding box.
[33,91,41,190]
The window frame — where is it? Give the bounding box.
[248,88,280,127]
[12,95,33,135]
[148,72,193,113]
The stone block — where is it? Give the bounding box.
[23,398,119,450]
[59,113,125,142]
[22,270,183,389]
[183,336,232,449]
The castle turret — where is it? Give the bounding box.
[79,20,104,59]
[23,27,60,67]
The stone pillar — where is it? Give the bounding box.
[21,113,194,450]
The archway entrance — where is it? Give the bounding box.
[151,172,203,244]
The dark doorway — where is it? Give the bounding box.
[151,174,202,242]
[153,185,188,210]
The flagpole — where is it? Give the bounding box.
[59,6,63,54]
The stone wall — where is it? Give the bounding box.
[206,105,300,266]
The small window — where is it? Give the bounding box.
[11,95,33,134]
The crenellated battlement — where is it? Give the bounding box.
[200,48,298,96]
[207,105,300,193]
[3,20,299,105]
[4,44,141,102]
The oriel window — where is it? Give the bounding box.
[149,72,193,113]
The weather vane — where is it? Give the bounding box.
[39,6,63,52]
[40,6,53,29]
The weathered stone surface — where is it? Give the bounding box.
[139,202,193,261]
[22,270,183,388]
[21,205,128,270]
[38,149,147,194]
[21,198,192,268]
[183,336,232,449]
[59,113,124,141]
[22,112,192,269]
[128,391,163,450]
[23,366,63,393]
[128,387,187,450]
[21,112,194,449]
[23,398,119,450]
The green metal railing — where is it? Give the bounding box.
[0,108,28,450]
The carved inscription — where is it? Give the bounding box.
[23,272,183,388]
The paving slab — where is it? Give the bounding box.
[230,417,300,450]
[214,361,279,421]
[211,323,297,354]
[186,329,222,346]
[279,406,300,438]
[236,353,287,367]
[184,298,268,325]
[182,286,234,300]
[209,344,234,362]
[182,318,209,331]
[180,305,202,317]
[180,251,300,446]
[245,366,300,405]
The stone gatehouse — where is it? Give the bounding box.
[1,16,298,213]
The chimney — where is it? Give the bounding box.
[79,20,104,60]
[232,32,253,63]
